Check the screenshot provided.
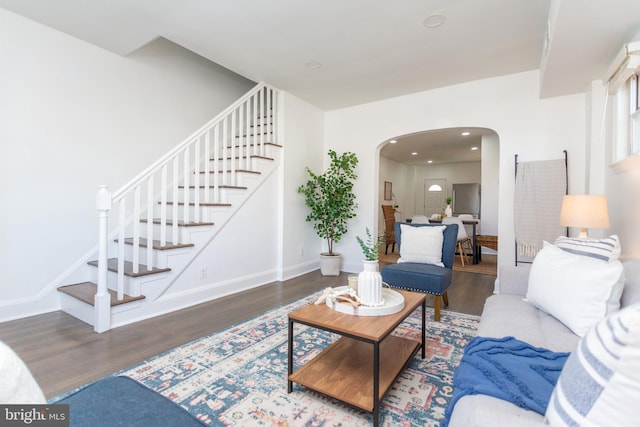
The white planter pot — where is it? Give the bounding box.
[358,260,384,306]
[319,253,342,276]
[445,204,452,217]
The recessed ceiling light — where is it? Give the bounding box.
[427,160,433,164]
[423,14,446,28]
[411,152,418,156]
[390,140,397,144]
[461,131,471,136]
[471,146,478,151]
[304,60,322,70]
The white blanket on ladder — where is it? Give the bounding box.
[514,159,567,259]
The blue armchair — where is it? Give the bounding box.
[380,222,458,321]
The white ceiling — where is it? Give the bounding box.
[380,128,495,166]
[2,0,640,163]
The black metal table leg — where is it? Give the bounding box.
[373,341,380,427]
[287,318,293,393]
[421,297,426,359]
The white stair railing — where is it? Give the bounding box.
[94,83,279,332]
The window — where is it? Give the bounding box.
[608,41,640,164]
[631,75,640,154]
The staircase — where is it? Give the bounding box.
[57,83,281,332]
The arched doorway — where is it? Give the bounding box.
[377,127,499,270]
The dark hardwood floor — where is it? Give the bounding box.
[0,268,494,399]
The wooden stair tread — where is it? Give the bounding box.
[164,201,232,207]
[235,132,274,138]
[225,142,281,149]
[199,169,261,175]
[58,282,145,306]
[140,218,214,227]
[116,237,194,250]
[87,259,171,277]
[178,185,247,190]
[212,155,273,161]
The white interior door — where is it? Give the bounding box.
[423,179,446,217]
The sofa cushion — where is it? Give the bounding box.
[477,294,580,353]
[447,295,579,427]
[621,259,640,308]
[544,303,640,427]
[553,234,621,262]
[381,262,452,295]
[397,224,445,266]
[526,242,624,337]
[448,394,545,427]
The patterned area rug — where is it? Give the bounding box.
[119,292,479,426]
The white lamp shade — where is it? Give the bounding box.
[559,195,610,237]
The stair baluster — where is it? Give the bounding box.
[81,83,279,332]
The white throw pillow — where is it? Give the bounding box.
[554,234,621,262]
[398,224,445,267]
[526,242,625,337]
[544,303,640,427]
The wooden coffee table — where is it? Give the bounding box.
[287,290,426,427]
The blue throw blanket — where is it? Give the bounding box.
[442,336,569,427]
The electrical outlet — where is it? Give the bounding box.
[199,266,207,279]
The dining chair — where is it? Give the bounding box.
[381,205,397,254]
[411,215,430,224]
[457,213,479,235]
[442,216,472,266]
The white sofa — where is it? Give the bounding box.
[448,258,640,426]
[0,340,45,404]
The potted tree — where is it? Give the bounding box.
[298,150,358,276]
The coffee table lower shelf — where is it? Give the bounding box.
[288,335,420,412]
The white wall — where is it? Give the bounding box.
[378,157,410,233]
[481,133,500,237]
[280,92,326,277]
[411,162,481,218]
[325,70,586,273]
[0,9,255,304]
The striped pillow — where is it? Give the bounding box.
[554,235,621,262]
[544,303,640,426]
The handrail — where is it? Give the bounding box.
[112,82,277,201]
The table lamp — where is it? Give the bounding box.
[559,195,610,238]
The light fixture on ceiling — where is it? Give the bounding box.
[390,139,397,144]
[411,152,418,156]
[461,131,471,136]
[423,13,446,28]
[304,60,322,70]
[559,195,610,238]
[427,160,433,164]
[471,146,478,151]
[428,184,443,192]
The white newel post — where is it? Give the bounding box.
[95,185,112,333]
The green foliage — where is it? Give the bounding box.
[445,196,452,205]
[298,150,358,255]
[356,227,384,261]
